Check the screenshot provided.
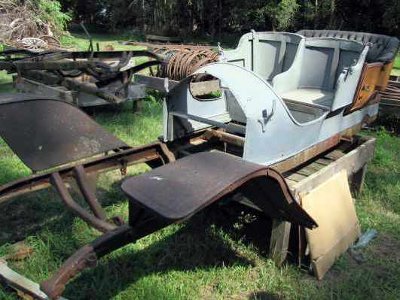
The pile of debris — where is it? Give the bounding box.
[0,0,61,51]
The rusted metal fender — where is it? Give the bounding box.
[122,151,317,228]
[0,96,128,172]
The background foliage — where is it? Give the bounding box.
[37,0,71,35]
[57,0,400,37]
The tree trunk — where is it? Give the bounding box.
[218,0,222,40]
[329,0,335,28]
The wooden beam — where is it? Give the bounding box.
[292,137,375,196]
[0,260,68,300]
[271,135,341,173]
[190,80,220,97]
[269,220,291,266]
[14,76,75,103]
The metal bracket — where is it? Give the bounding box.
[258,100,276,132]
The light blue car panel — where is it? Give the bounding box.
[164,32,380,167]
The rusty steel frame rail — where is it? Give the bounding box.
[0,142,174,205]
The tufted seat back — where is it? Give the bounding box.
[297,30,399,64]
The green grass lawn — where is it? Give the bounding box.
[394,54,400,70]
[0,71,13,93]
[0,35,400,300]
[60,32,146,51]
[392,53,400,76]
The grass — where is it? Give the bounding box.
[0,71,13,93]
[394,54,400,70]
[392,53,400,76]
[0,34,400,300]
[60,32,146,51]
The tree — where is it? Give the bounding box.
[256,0,300,31]
[57,0,400,37]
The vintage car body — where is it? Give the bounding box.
[163,30,396,166]
[222,30,399,111]
[0,30,398,299]
[297,30,399,91]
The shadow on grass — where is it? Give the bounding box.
[64,205,268,299]
[0,190,78,244]
[0,83,14,94]
[249,291,282,300]
[0,175,273,299]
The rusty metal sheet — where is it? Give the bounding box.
[122,151,317,228]
[0,96,127,171]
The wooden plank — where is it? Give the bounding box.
[271,135,341,173]
[324,149,346,161]
[0,260,68,300]
[269,220,291,266]
[388,79,400,87]
[190,80,220,97]
[145,34,182,43]
[21,70,61,85]
[268,136,373,267]
[350,164,368,195]
[306,162,326,172]
[380,99,400,106]
[14,76,75,103]
[134,74,179,93]
[296,165,320,177]
[293,137,376,196]
[315,157,333,166]
[285,172,307,183]
[311,161,329,170]
[285,178,298,187]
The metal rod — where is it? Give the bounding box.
[73,165,106,221]
[203,129,245,147]
[50,172,116,233]
[170,111,246,134]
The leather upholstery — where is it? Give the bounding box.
[297,30,399,63]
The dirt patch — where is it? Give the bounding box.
[306,233,400,287]
[367,233,400,263]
